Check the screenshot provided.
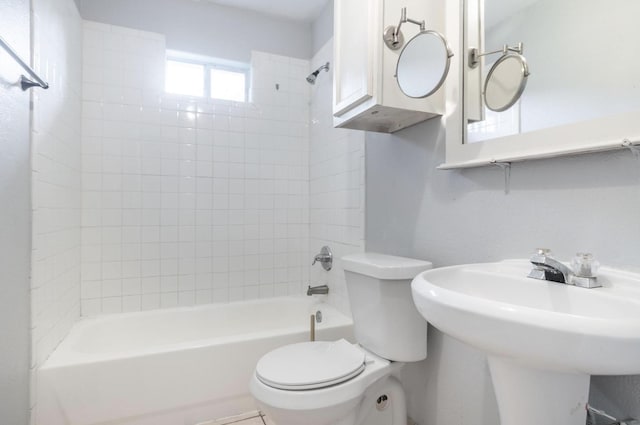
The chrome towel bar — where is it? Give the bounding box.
[0,35,49,90]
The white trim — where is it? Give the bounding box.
[332,0,376,118]
[438,139,640,170]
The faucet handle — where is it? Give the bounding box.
[569,253,601,288]
[570,253,599,277]
[312,246,333,271]
[536,248,552,257]
[530,248,552,265]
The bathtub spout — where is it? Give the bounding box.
[307,285,329,296]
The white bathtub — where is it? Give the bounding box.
[37,297,354,425]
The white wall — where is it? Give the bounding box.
[78,0,312,62]
[308,39,365,315]
[366,118,640,423]
[80,22,311,314]
[30,0,83,422]
[311,2,334,56]
[0,0,32,423]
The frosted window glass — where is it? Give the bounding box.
[165,60,204,97]
[211,69,246,102]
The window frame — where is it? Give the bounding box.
[207,64,249,103]
[165,53,249,102]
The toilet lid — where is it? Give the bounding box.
[255,339,366,390]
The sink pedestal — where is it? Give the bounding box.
[489,357,589,425]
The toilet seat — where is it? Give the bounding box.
[250,344,397,415]
[255,339,366,390]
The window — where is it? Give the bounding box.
[165,54,248,102]
[210,68,246,102]
[165,60,205,97]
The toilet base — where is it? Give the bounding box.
[255,397,359,425]
[254,375,406,425]
[354,376,406,425]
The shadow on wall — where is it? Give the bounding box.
[399,326,499,425]
[0,75,22,90]
[0,1,31,422]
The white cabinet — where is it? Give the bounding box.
[333,0,446,133]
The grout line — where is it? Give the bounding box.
[221,415,261,425]
[201,411,262,425]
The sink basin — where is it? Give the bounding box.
[411,260,640,425]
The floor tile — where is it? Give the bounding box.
[237,418,264,425]
[261,414,277,425]
[196,411,262,425]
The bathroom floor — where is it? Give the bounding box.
[200,411,275,425]
[204,411,419,425]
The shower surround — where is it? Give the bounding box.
[80,22,312,314]
[29,12,364,424]
[308,40,365,316]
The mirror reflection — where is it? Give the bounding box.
[396,31,453,99]
[484,53,529,112]
[466,0,640,144]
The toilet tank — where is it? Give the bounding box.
[342,253,432,362]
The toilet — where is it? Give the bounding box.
[250,253,433,425]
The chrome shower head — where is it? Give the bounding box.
[306,71,319,84]
[306,62,330,85]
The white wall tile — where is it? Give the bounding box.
[31,0,83,421]
[308,41,365,316]
[81,28,311,315]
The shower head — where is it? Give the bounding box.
[307,71,320,84]
[306,62,330,85]
[306,71,319,84]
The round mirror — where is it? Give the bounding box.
[396,30,453,98]
[484,53,530,112]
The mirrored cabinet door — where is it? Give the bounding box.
[442,0,640,168]
[467,0,640,145]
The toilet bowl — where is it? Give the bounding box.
[250,340,403,425]
[250,253,433,425]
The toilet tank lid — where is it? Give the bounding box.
[342,253,433,280]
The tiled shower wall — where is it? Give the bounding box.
[309,40,365,315]
[80,22,310,315]
[30,0,83,420]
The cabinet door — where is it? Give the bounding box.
[333,0,376,117]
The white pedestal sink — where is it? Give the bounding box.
[411,260,640,425]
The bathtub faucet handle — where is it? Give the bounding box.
[312,246,333,271]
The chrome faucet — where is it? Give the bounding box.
[528,249,571,283]
[307,285,329,296]
[528,249,601,288]
[312,246,333,271]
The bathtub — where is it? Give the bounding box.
[37,297,354,425]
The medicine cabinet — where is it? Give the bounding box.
[333,0,449,133]
[442,0,640,169]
